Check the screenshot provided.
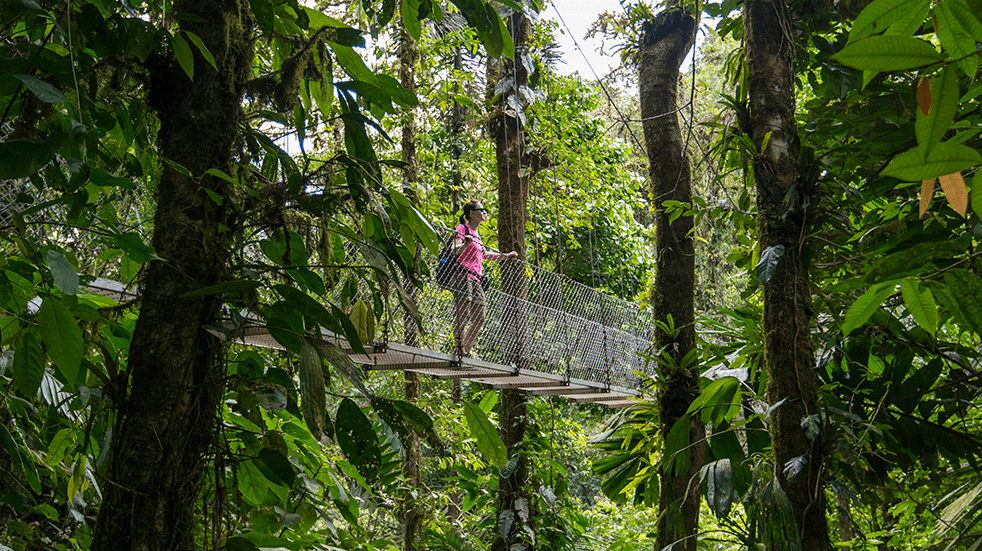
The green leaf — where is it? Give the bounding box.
[833,35,942,71]
[940,270,982,336]
[401,0,422,40]
[882,141,981,181]
[689,376,741,425]
[254,448,296,488]
[841,281,897,336]
[112,232,158,263]
[249,0,275,36]
[14,74,70,103]
[329,43,377,84]
[171,32,194,80]
[848,0,931,41]
[37,297,83,383]
[463,401,507,467]
[390,398,444,454]
[336,398,382,482]
[915,66,959,157]
[899,279,938,336]
[0,137,63,179]
[13,332,44,398]
[349,299,375,344]
[755,244,785,285]
[936,1,979,78]
[224,536,261,551]
[971,173,982,217]
[449,0,505,58]
[947,0,982,44]
[705,459,734,518]
[665,413,692,478]
[182,31,217,71]
[46,250,78,295]
[299,342,326,439]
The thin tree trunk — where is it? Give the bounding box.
[489,12,531,551]
[744,1,829,549]
[638,8,704,551]
[91,1,247,549]
[398,21,424,551]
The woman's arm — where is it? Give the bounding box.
[486,250,519,261]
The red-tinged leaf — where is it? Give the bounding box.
[917,77,931,116]
[938,172,968,217]
[920,178,934,218]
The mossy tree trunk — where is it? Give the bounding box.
[638,8,704,551]
[398,21,424,551]
[91,0,249,549]
[744,1,829,549]
[488,12,532,551]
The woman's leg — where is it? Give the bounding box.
[462,285,486,355]
[452,292,471,355]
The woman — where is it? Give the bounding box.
[452,200,518,357]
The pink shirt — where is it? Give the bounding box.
[455,224,483,280]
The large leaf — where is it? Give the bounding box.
[841,281,897,336]
[335,398,382,482]
[938,172,968,217]
[936,0,979,78]
[833,35,942,72]
[170,31,194,80]
[915,66,959,157]
[254,447,296,488]
[882,141,981,182]
[462,401,507,467]
[940,270,982,336]
[971,173,982,216]
[449,0,506,58]
[899,279,938,336]
[665,413,692,478]
[848,0,931,41]
[401,0,422,40]
[755,244,785,285]
[299,342,326,438]
[37,296,83,383]
[13,332,45,398]
[0,137,64,179]
[14,74,69,103]
[704,459,735,518]
[46,250,78,295]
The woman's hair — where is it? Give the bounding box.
[460,199,481,225]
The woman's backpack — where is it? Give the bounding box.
[435,232,461,289]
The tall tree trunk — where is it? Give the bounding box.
[91,0,248,549]
[398,21,424,551]
[744,1,829,550]
[638,8,704,551]
[451,44,464,216]
[488,12,531,551]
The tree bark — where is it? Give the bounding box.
[638,8,704,551]
[489,12,532,551]
[91,1,248,549]
[398,21,424,551]
[744,1,829,549]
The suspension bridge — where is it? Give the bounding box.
[81,229,656,407]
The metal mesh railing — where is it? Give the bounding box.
[331,228,656,391]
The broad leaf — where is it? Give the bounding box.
[462,401,507,467]
[915,66,959,157]
[755,244,785,285]
[940,270,982,336]
[14,74,69,103]
[936,1,979,78]
[13,332,44,398]
[833,35,942,72]
[899,279,938,336]
[920,178,934,217]
[882,141,981,181]
[335,398,382,482]
[848,0,931,41]
[938,172,968,217]
[401,0,422,40]
[299,342,326,438]
[171,32,194,80]
[841,281,896,336]
[183,31,217,71]
[37,297,83,383]
[46,250,78,295]
[971,173,982,216]
[665,413,692,478]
